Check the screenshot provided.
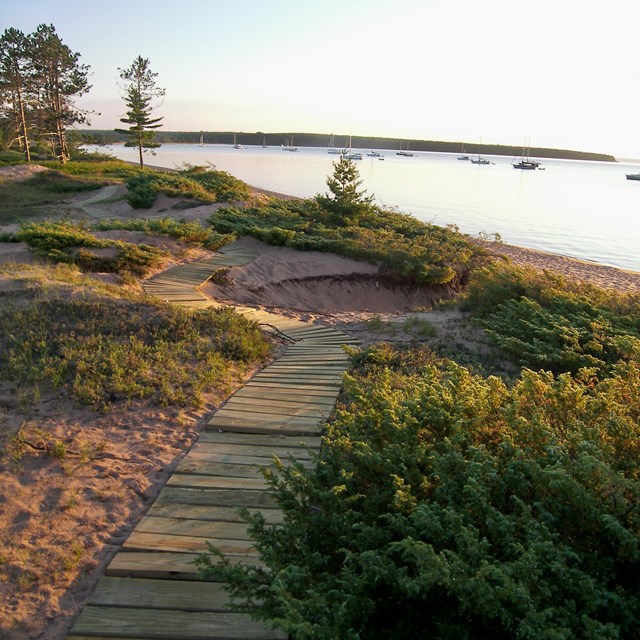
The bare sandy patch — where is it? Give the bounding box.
[488,242,640,294]
[0,164,50,182]
[201,237,456,314]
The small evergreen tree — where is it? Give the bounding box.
[316,155,374,224]
[115,56,164,168]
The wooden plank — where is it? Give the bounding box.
[136,516,254,540]
[106,551,263,580]
[89,576,231,611]
[217,403,326,419]
[167,475,270,490]
[175,459,272,478]
[251,372,343,382]
[153,486,277,508]
[71,606,285,639]
[178,452,300,467]
[177,457,312,476]
[146,503,283,524]
[205,417,320,437]
[207,412,321,429]
[232,390,337,407]
[224,395,334,411]
[266,363,347,372]
[239,383,338,397]
[198,431,321,448]
[189,442,315,459]
[123,531,256,555]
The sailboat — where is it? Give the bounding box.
[233,133,243,149]
[513,137,541,170]
[341,132,362,160]
[396,140,415,157]
[327,133,341,154]
[470,138,490,164]
[457,142,469,160]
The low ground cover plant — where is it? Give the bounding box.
[464,263,640,375]
[92,217,236,251]
[124,165,251,208]
[209,197,484,287]
[0,280,271,411]
[15,221,168,276]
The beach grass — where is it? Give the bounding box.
[0,271,272,413]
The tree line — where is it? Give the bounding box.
[79,129,617,163]
[0,24,163,166]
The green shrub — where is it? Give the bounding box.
[126,180,158,208]
[208,198,484,286]
[24,170,103,193]
[198,346,640,638]
[0,150,25,165]
[464,263,640,375]
[16,221,106,255]
[0,286,272,411]
[123,166,250,208]
[92,217,235,250]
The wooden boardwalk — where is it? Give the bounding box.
[67,244,358,639]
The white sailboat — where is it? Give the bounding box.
[396,140,415,157]
[470,137,490,164]
[233,133,243,149]
[513,137,541,170]
[341,132,362,160]
[457,142,469,160]
[327,133,341,154]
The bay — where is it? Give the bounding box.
[96,143,640,273]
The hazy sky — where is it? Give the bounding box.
[3,0,639,157]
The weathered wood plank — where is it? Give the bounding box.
[232,390,337,406]
[89,576,230,611]
[189,442,315,459]
[153,486,277,508]
[167,475,270,490]
[71,606,285,639]
[208,411,322,426]
[177,452,299,468]
[123,531,256,555]
[175,459,273,478]
[136,516,254,540]
[240,383,339,397]
[198,431,321,448]
[205,417,320,436]
[223,395,333,412]
[146,503,283,524]
[106,551,263,579]
[216,403,327,419]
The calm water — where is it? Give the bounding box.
[98,143,640,273]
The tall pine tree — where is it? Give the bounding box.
[0,28,33,161]
[31,24,91,163]
[115,56,164,168]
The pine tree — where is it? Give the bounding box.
[115,56,165,168]
[0,28,33,161]
[31,24,91,163]
[316,155,374,224]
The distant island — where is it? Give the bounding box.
[78,130,617,163]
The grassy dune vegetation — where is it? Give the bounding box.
[209,198,484,286]
[0,266,271,413]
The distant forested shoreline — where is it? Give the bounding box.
[78,130,617,162]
